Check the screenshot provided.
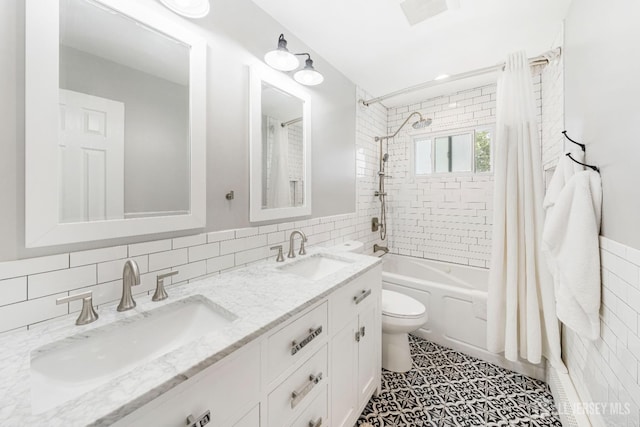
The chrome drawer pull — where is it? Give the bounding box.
[353,289,372,305]
[291,372,323,409]
[186,410,211,427]
[291,326,323,356]
[309,417,322,427]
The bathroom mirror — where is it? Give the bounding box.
[249,64,311,222]
[25,0,206,247]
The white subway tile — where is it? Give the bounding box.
[0,277,27,306]
[206,230,235,243]
[70,246,127,267]
[220,235,267,255]
[188,243,220,263]
[235,227,259,238]
[172,234,206,249]
[206,254,235,274]
[148,249,188,272]
[129,239,172,257]
[69,280,122,312]
[29,265,97,299]
[235,247,269,266]
[0,254,69,281]
[171,261,207,284]
[0,293,68,333]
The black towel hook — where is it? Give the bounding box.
[566,153,600,173]
[562,130,586,152]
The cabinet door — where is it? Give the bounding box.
[357,304,379,408]
[330,318,358,427]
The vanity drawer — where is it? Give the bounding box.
[267,302,327,383]
[290,383,327,427]
[268,345,327,427]
[330,266,381,331]
[116,342,260,427]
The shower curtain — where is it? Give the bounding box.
[487,52,565,372]
[266,117,291,209]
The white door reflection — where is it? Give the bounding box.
[58,89,124,223]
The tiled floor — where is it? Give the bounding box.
[357,335,562,426]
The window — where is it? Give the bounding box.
[414,126,493,175]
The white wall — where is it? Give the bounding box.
[561,1,640,424]
[564,0,640,250]
[0,0,356,261]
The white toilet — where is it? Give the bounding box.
[330,241,428,373]
[381,289,427,372]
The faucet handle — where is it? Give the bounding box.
[57,291,99,325]
[153,271,178,301]
[270,245,285,262]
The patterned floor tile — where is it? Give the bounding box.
[357,335,562,426]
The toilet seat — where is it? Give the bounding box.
[381,289,426,319]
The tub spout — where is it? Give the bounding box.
[373,244,389,255]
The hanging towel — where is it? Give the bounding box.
[543,151,584,211]
[542,170,602,340]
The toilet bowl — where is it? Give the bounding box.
[381,289,427,373]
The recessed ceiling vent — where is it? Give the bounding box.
[400,0,460,26]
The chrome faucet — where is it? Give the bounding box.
[117,259,141,312]
[287,230,308,258]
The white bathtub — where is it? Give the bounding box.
[382,254,544,379]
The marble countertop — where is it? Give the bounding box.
[0,248,380,426]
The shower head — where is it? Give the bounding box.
[383,153,389,162]
[412,117,432,129]
[374,111,433,142]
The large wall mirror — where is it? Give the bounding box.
[25,0,206,247]
[249,64,311,222]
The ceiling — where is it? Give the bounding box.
[251,0,572,107]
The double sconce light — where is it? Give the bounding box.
[264,34,324,86]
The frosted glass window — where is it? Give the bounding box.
[434,137,449,173]
[451,133,472,172]
[414,138,432,174]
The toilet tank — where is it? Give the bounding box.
[330,240,364,254]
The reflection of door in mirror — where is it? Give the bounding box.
[58,89,124,223]
[59,0,191,221]
[261,83,304,209]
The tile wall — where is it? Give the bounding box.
[381,77,543,267]
[0,213,360,334]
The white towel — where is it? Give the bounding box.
[542,170,602,340]
[543,151,584,211]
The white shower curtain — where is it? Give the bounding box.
[266,117,291,209]
[487,52,565,372]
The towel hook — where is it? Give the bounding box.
[562,131,586,152]
[566,153,600,173]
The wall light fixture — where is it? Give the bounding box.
[264,34,324,86]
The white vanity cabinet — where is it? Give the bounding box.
[329,266,382,427]
[113,264,381,427]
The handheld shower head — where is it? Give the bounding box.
[382,153,389,162]
[412,117,432,129]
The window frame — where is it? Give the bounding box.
[411,124,495,177]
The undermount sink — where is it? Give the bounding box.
[30,295,236,414]
[278,253,354,280]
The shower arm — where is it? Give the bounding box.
[374,112,424,142]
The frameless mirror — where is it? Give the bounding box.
[25,0,206,247]
[249,64,311,222]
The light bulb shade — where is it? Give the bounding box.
[264,49,299,71]
[293,58,324,86]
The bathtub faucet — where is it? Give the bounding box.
[373,244,389,255]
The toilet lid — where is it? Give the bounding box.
[381,290,426,319]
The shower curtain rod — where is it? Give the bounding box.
[280,117,302,127]
[360,47,561,107]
